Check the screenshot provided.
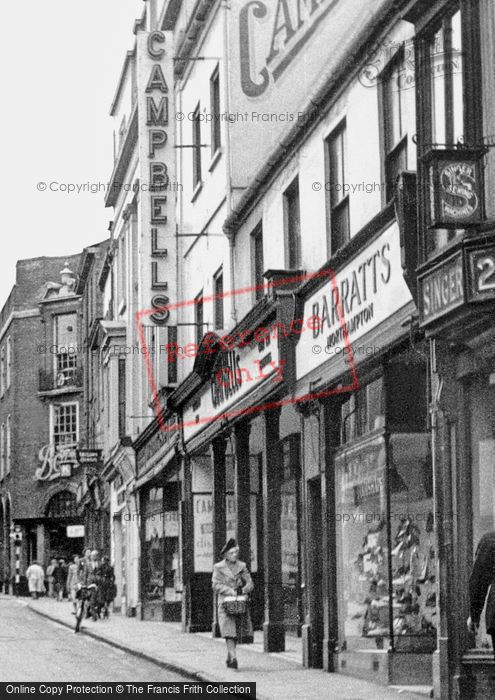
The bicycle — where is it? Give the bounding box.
[74,583,97,633]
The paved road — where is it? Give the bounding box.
[0,597,187,682]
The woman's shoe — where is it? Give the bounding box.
[229,658,238,669]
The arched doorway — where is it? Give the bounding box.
[45,490,84,560]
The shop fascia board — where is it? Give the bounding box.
[292,201,396,329]
[169,297,275,411]
[183,376,284,455]
[422,304,495,346]
[295,301,416,399]
[132,408,177,452]
[133,442,178,491]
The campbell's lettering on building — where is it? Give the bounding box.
[238,0,339,98]
[183,330,283,443]
[136,27,176,326]
[296,222,413,381]
[229,0,394,188]
[211,349,243,408]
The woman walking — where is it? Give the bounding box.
[26,561,45,599]
[212,538,254,669]
[46,558,57,598]
[66,554,81,614]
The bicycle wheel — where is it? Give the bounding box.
[75,599,84,633]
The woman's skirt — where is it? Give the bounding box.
[217,603,253,640]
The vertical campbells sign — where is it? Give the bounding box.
[137,28,176,326]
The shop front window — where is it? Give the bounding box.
[469,374,495,651]
[335,378,435,653]
[225,454,260,573]
[280,434,301,633]
[163,482,181,606]
[389,434,436,648]
[192,454,214,574]
[142,486,165,609]
[336,435,389,650]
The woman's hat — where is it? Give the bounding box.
[220,538,238,556]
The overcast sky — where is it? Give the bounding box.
[0,0,144,304]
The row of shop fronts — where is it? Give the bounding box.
[104,201,495,699]
[104,207,444,688]
[84,1,495,698]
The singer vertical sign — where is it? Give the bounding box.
[137,28,176,326]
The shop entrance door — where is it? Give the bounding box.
[281,434,303,635]
[45,490,85,561]
[307,478,323,667]
[47,523,84,560]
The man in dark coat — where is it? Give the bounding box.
[94,556,116,618]
[53,559,68,601]
[467,531,495,654]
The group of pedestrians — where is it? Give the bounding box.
[25,549,116,619]
[46,557,69,600]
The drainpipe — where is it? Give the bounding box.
[221,0,237,325]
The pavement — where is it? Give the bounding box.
[22,596,432,699]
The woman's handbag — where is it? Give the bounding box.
[222,594,248,616]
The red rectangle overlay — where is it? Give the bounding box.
[135,270,359,433]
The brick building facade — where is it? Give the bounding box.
[0,254,87,587]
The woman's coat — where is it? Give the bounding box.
[26,564,45,593]
[212,558,254,639]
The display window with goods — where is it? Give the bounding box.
[334,371,436,654]
[469,373,495,652]
[141,486,165,609]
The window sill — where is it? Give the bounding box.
[208,148,222,173]
[191,181,203,203]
